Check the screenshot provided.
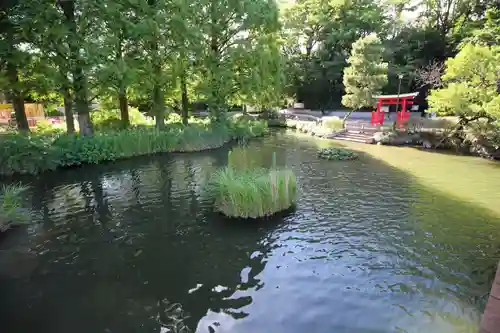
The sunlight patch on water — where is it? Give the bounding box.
[301,132,500,217]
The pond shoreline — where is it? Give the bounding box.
[267,119,500,161]
[0,120,268,177]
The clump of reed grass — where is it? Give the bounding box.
[0,183,31,232]
[208,150,297,219]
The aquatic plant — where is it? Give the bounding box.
[0,118,267,176]
[208,150,297,219]
[317,148,358,161]
[0,184,30,232]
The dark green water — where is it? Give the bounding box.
[1,131,499,333]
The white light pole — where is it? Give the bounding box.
[397,74,403,113]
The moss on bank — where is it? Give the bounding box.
[0,119,267,176]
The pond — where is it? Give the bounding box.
[1,130,500,333]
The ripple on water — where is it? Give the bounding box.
[0,132,496,333]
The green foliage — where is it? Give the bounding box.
[321,117,343,131]
[317,148,358,161]
[91,107,148,131]
[463,8,500,46]
[33,119,64,134]
[208,150,297,218]
[166,113,183,124]
[281,0,387,108]
[428,44,500,120]
[228,118,268,140]
[0,183,31,232]
[0,118,267,175]
[342,34,388,110]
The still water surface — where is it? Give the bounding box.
[1,130,500,333]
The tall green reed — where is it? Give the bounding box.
[208,148,297,219]
[0,183,31,232]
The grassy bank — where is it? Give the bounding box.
[0,118,267,176]
[0,184,30,232]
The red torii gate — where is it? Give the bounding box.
[370,92,419,126]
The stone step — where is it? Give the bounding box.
[333,136,372,143]
[332,131,374,144]
[341,132,372,138]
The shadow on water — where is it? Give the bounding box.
[0,130,499,333]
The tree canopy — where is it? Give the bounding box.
[1,0,499,133]
[342,34,388,111]
[428,44,500,122]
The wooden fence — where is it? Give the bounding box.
[0,103,45,127]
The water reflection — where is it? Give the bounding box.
[0,131,499,333]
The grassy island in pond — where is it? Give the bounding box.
[318,148,358,161]
[208,150,297,219]
[0,184,30,232]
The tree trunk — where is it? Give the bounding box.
[153,85,165,129]
[209,1,224,122]
[147,0,165,130]
[59,0,92,136]
[77,114,92,136]
[119,84,129,128]
[7,64,29,132]
[62,86,75,133]
[180,70,189,126]
[116,28,129,128]
[5,16,29,132]
[342,110,355,127]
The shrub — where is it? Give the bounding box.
[208,149,297,219]
[0,118,267,175]
[321,116,343,131]
[402,117,458,132]
[166,112,183,124]
[92,107,148,131]
[0,183,31,232]
[0,135,61,175]
[228,118,268,140]
[318,148,358,161]
[34,119,65,135]
[46,109,64,117]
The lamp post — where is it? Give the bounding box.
[397,74,403,113]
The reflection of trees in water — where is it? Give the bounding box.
[0,149,280,333]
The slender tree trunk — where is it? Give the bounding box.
[342,109,355,127]
[147,0,165,130]
[62,85,75,133]
[180,70,189,126]
[116,29,129,128]
[153,85,164,129]
[119,84,129,128]
[209,1,224,122]
[5,17,29,132]
[7,65,29,132]
[59,0,92,136]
